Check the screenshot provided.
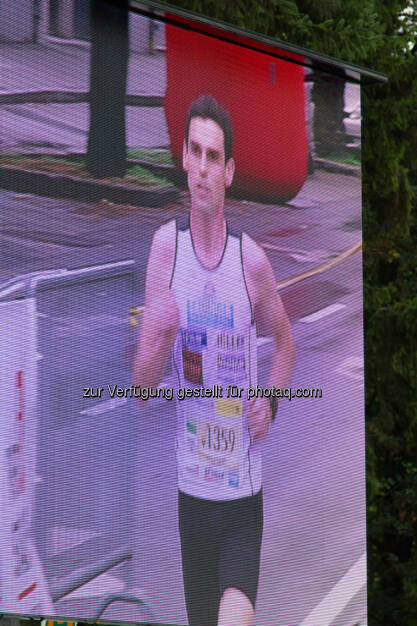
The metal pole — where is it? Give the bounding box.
[33,0,41,43]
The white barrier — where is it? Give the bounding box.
[0,282,53,614]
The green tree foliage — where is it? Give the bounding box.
[361,5,417,623]
[168,0,384,62]
[168,0,417,622]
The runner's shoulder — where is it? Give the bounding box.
[150,218,176,265]
[242,231,270,280]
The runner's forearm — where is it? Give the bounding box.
[133,289,179,396]
[133,316,176,392]
[133,345,170,390]
[267,330,296,390]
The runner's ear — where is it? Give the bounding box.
[225,157,235,188]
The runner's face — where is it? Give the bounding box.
[183,117,235,214]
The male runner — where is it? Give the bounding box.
[134,95,295,626]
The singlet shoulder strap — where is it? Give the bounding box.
[227,224,241,240]
[176,215,190,232]
[169,217,181,289]
[240,230,255,324]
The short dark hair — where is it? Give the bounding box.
[185,95,233,162]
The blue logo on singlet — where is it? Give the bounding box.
[186,298,234,329]
[186,419,197,434]
[228,471,239,488]
[181,329,207,350]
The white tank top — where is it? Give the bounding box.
[170,218,262,500]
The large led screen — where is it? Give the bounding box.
[0,2,366,625]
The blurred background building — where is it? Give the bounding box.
[0,0,165,52]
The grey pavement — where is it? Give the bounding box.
[0,42,168,152]
[0,42,165,94]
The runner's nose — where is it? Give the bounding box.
[199,150,208,175]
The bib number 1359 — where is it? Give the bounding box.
[198,421,240,467]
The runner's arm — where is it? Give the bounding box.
[243,234,295,438]
[252,246,295,390]
[133,220,178,392]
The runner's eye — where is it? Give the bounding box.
[207,150,220,162]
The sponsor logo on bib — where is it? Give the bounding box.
[217,353,246,373]
[186,419,197,434]
[216,399,242,417]
[217,332,245,350]
[183,349,203,385]
[204,466,225,483]
[228,471,240,488]
[181,328,207,349]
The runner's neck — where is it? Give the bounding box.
[190,211,227,271]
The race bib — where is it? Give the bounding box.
[197,419,241,470]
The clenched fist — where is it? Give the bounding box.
[246,396,274,441]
